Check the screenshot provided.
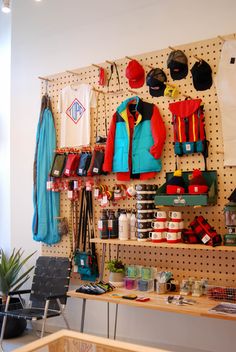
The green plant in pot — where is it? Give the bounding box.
[106,259,125,288]
[0,248,36,339]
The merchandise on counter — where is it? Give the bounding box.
[138,279,154,292]
[98,209,109,239]
[164,84,179,99]
[154,210,167,221]
[191,59,213,91]
[189,215,222,246]
[146,68,167,97]
[223,193,236,246]
[125,59,145,88]
[180,279,191,295]
[166,170,186,194]
[181,229,200,244]
[33,94,60,245]
[169,99,208,165]
[141,267,154,280]
[63,153,80,177]
[149,230,164,243]
[167,49,188,80]
[107,62,120,92]
[75,188,99,281]
[130,212,137,240]
[58,84,96,148]
[155,170,218,206]
[98,67,107,86]
[108,210,119,239]
[118,211,129,240]
[87,148,105,176]
[50,153,67,178]
[188,169,209,194]
[207,285,236,303]
[77,151,92,176]
[124,277,137,290]
[192,280,203,297]
[126,265,140,278]
[103,96,166,181]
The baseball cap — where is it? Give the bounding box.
[125,60,145,88]
[146,68,167,97]
[167,50,188,80]
[191,59,213,91]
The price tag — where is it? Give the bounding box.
[101,194,108,206]
[98,220,103,230]
[46,181,53,190]
[67,190,73,199]
[94,188,100,199]
[202,234,211,244]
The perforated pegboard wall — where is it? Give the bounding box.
[41,34,236,286]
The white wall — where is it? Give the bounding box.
[7,0,236,351]
[0,11,11,252]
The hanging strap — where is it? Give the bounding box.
[107,63,120,92]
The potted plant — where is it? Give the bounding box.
[106,259,125,287]
[0,248,36,339]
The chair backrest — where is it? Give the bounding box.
[30,256,71,310]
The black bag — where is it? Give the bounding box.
[74,188,99,281]
[50,153,67,177]
[77,152,92,176]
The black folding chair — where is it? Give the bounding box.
[0,256,71,347]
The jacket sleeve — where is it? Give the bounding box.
[149,105,166,159]
[103,113,116,172]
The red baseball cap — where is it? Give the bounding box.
[125,60,145,88]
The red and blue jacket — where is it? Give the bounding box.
[103,97,166,181]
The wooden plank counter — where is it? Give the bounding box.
[68,288,236,322]
[14,329,164,352]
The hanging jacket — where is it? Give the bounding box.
[32,95,60,245]
[103,96,166,180]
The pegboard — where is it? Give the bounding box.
[41,33,236,286]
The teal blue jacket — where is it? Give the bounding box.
[103,97,166,179]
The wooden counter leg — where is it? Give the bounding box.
[80,298,86,332]
[99,243,107,281]
[107,302,109,338]
[113,304,119,340]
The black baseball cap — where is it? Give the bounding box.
[146,68,167,97]
[191,59,213,91]
[167,50,188,80]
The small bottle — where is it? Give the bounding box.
[98,210,109,239]
[126,210,131,240]
[130,212,137,240]
[108,210,119,239]
[119,211,129,240]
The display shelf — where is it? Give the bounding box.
[154,171,218,207]
[90,238,236,251]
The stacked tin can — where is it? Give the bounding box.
[135,184,157,241]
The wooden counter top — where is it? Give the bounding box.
[68,288,236,321]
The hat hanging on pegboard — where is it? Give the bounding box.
[191,59,213,91]
[146,68,167,97]
[167,50,188,80]
[125,59,145,88]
